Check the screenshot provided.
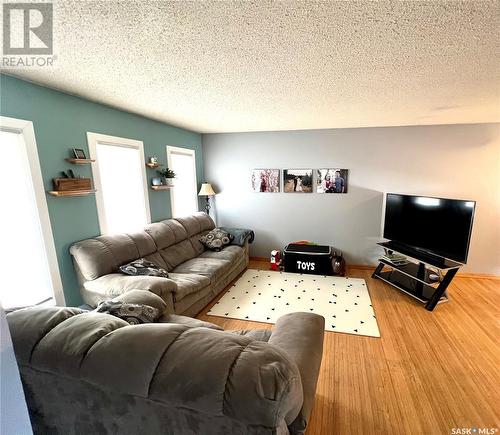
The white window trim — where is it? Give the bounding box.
[0,116,66,306]
[166,145,199,217]
[87,132,151,234]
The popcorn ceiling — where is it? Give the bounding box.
[6,0,499,133]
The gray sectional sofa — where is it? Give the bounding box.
[70,212,249,317]
[7,290,325,435]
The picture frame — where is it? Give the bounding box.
[283,169,313,193]
[251,169,280,192]
[73,148,87,159]
[316,168,348,193]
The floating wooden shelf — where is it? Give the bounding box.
[48,189,97,197]
[151,185,173,190]
[146,162,163,169]
[65,158,95,164]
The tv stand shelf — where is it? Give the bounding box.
[373,242,463,311]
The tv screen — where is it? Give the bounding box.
[383,193,475,263]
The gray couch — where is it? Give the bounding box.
[70,212,249,317]
[7,291,325,435]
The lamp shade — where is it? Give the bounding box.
[198,183,216,196]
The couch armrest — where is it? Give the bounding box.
[83,273,177,311]
[268,312,325,434]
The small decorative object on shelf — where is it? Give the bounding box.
[72,148,87,159]
[146,156,163,169]
[51,152,96,197]
[53,177,92,191]
[151,177,162,186]
[66,148,94,164]
[50,177,95,197]
[198,182,216,214]
[157,168,176,186]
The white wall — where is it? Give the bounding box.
[203,123,500,275]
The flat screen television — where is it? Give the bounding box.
[383,193,476,263]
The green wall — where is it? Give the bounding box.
[0,74,203,306]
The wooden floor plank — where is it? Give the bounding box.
[197,261,500,434]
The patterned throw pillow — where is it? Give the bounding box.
[119,258,169,278]
[95,301,160,325]
[200,228,234,251]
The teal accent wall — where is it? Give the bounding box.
[0,74,203,306]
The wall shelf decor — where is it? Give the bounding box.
[48,189,97,197]
[151,185,173,191]
[146,162,163,169]
[65,158,95,164]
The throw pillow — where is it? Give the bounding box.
[95,301,160,325]
[200,228,234,251]
[111,290,167,314]
[119,258,169,278]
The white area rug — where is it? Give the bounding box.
[207,269,380,338]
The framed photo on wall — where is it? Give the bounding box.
[316,169,348,193]
[251,169,280,192]
[283,169,313,193]
[72,148,87,159]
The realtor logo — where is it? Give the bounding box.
[3,3,53,55]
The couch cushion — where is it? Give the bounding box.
[70,232,158,281]
[125,231,157,257]
[174,212,215,237]
[144,221,182,250]
[6,306,85,364]
[168,273,211,302]
[172,258,231,283]
[174,285,215,316]
[199,245,245,262]
[32,312,129,377]
[159,239,197,270]
[69,239,118,281]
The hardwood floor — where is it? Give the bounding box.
[197,260,500,435]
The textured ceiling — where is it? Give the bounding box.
[3,0,500,133]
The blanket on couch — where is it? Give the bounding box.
[220,227,255,246]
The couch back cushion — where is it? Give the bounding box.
[70,232,158,281]
[175,213,215,256]
[70,213,216,281]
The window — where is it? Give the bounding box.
[88,133,150,234]
[166,146,198,217]
[0,117,64,309]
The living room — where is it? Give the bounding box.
[1,2,499,435]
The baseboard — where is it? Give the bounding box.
[347,264,376,271]
[249,257,499,280]
[249,256,269,262]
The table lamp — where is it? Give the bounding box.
[198,183,216,214]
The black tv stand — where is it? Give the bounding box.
[372,242,463,311]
